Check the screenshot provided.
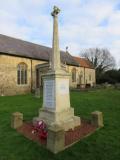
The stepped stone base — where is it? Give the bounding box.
[33,108,81,131]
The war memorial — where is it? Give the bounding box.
[11,6,103,154]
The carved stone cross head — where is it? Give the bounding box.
[51,6,60,16]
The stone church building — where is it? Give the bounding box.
[0,34,96,96]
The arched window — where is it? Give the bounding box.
[17,63,27,85]
[72,68,76,82]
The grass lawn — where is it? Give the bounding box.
[0,89,120,160]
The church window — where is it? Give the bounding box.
[17,63,27,85]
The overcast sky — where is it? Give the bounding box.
[0,0,120,67]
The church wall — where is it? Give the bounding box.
[0,55,46,96]
[67,65,75,88]
[84,68,96,86]
[67,65,96,88]
[0,54,96,96]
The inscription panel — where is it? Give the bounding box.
[44,79,55,108]
[57,79,69,95]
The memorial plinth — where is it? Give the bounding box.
[33,6,81,131]
[37,71,81,131]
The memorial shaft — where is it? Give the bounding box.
[35,6,81,134]
[51,6,61,71]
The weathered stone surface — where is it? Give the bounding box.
[74,116,81,127]
[35,6,81,133]
[51,6,61,71]
[47,124,65,153]
[91,111,103,127]
[0,55,45,96]
[11,112,23,129]
[38,106,81,131]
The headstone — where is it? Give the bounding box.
[35,88,40,98]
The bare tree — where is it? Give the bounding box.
[80,48,116,83]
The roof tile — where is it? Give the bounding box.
[73,56,94,69]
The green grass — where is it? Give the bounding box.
[0,89,120,160]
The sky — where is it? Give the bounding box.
[0,0,120,67]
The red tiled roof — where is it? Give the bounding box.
[73,56,94,69]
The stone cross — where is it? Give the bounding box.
[34,7,81,149]
[51,6,61,71]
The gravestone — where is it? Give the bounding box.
[35,88,40,98]
[33,6,81,131]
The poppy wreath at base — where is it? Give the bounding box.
[32,120,48,139]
